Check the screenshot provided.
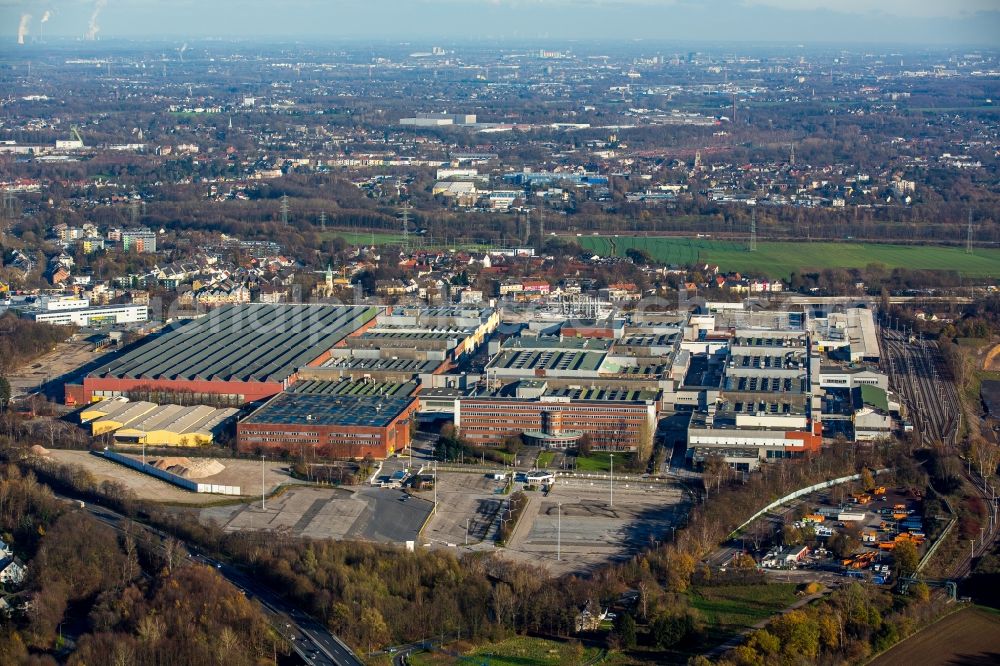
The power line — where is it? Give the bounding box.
[280,194,289,226]
[749,207,757,252]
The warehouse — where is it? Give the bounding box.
[80,397,238,446]
[68,303,378,406]
[237,379,419,459]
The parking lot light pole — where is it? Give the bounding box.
[609,454,614,508]
[557,502,562,561]
[262,454,266,510]
[466,518,470,546]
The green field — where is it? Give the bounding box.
[408,636,603,666]
[575,236,1000,279]
[574,452,616,472]
[321,230,406,245]
[691,583,801,645]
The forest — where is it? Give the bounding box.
[0,314,75,376]
[0,463,284,665]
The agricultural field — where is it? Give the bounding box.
[869,606,1000,666]
[575,236,1000,279]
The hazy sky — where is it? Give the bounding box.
[3,0,999,45]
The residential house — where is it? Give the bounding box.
[0,557,25,587]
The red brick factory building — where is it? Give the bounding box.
[236,379,419,459]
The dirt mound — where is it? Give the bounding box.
[29,444,50,456]
[149,457,225,479]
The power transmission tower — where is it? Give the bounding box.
[400,205,410,249]
[749,207,757,252]
[319,211,326,230]
[2,190,16,217]
[538,205,544,242]
[523,208,531,246]
[280,194,289,226]
[966,209,973,254]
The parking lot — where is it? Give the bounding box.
[200,485,433,545]
[421,469,690,575]
[7,340,97,400]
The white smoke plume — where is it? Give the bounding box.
[18,13,31,45]
[179,42,188,61]
[86,0,107,41]
[41,11,52,24]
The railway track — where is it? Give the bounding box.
[879,326,960,446]
[949,467,1000,579]
[879,320,999,580]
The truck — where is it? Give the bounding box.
[838,512,867,522]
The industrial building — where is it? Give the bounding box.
[400,112,477,127]
[809,308,881,362]
[68,303,377,406]
[237,379,419,459]
[80,397,238,446]
[26,303,148,327]
[328,305,497,366]
[686,329,822,468]
[456,380,658,452]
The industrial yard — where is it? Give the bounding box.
[43,449,298,504]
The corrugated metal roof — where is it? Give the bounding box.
[90,304,377,384]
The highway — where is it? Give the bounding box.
[80,502,363,666]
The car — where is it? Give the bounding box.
[398,495,409,502]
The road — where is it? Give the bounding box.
[80,502,363,666]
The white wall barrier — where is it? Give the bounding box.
[96,450,242,496]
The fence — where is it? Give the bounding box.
[96,450,242,495]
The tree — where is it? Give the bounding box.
[650,611,694,649]
[860,467,875,491]
[893,540,919,580]
[577,434,593,457]
[0,377,10,409]
[909,581,930,602]
[769,609,820,661]
[613,613,637,649]
[665,552,696,593]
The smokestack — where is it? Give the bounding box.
[18,13,31,45]
[86,0,107,41]
[40,10,51,42]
